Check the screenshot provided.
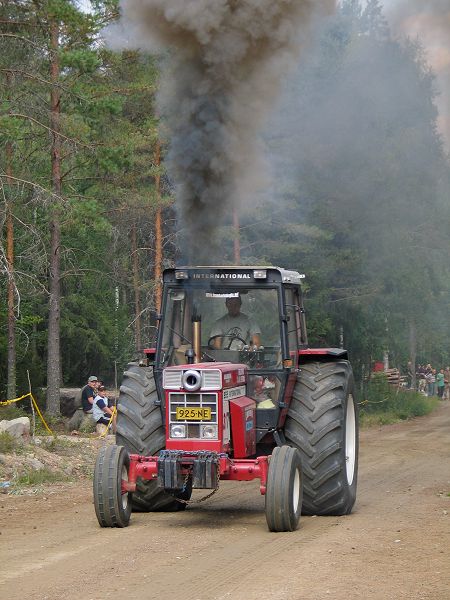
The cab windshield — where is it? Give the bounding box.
[159,286,282,370]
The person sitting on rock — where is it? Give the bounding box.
[81,376,99,414]
[92,385,116,433]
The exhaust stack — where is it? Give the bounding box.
[192,315,201,364]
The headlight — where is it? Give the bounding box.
[170,424,186,438]
[253,269,267,279]
[175,270,189,279]
[200,424,218,439]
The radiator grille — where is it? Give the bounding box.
[169,392,218,439]
[201,369,222,390]
[163,369,182,389]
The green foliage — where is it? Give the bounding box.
[34,414,65,435]
[60,49,101,74]
[0,116,23,141]
[359,374,438,425]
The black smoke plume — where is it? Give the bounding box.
[110,0,335,263]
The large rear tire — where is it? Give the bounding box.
[116,362,191,511]
[93,444,132,528]
[285,360,358,516]
[265,446,303,532]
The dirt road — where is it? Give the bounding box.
[1,403,449,600]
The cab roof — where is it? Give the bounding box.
[163,266,305,285]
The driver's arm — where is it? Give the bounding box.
[209,323,223,349]
[249,320,261,348]
[250,333,261,347]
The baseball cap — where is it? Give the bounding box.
[88,376,98,382]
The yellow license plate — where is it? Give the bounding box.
[176,407,212,421]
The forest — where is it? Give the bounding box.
[1,0,450,413]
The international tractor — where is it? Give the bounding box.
[94,266,358,532]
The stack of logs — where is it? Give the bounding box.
[385,368,408,388]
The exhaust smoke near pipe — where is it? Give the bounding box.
[108,1,335,263]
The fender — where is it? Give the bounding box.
[299,347,348,361]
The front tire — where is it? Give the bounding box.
[93,444,132,528]
[116,362,191,511]
[285,360,358,516]
[265,446,303,532]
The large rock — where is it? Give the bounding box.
[0,417,30,441]
[26,457,45,470]
[66,408,84,431]
[66,409,95,433]
[59,388,82,417]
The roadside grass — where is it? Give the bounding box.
[13,467,69,487]
[40,436,77,453]
[34,414,67,435]
[359,374,439,427]
[0,431,19,454]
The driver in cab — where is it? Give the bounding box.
[209,295,261,350]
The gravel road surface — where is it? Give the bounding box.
[1,403,449,600]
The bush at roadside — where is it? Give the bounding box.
[360,374,438,426]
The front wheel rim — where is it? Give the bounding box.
[292,468,301,513]
[121,463,130,510]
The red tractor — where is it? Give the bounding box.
[94,266,358,532]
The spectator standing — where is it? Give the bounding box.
[81,376,99,414]
[444,366,450,400]
[426,368,436,397]
[417,364,426,394]
[436,369,446,399]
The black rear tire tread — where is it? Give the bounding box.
[285,360,358,516]
[116,363,191,511]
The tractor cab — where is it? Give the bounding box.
[154,266,308,438]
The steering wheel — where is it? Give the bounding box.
[208,333,247,350]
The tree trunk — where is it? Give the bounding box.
[131,223,141,351]
[154,141,162,312]
[46,19,62,415]
[5,111,16,400]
